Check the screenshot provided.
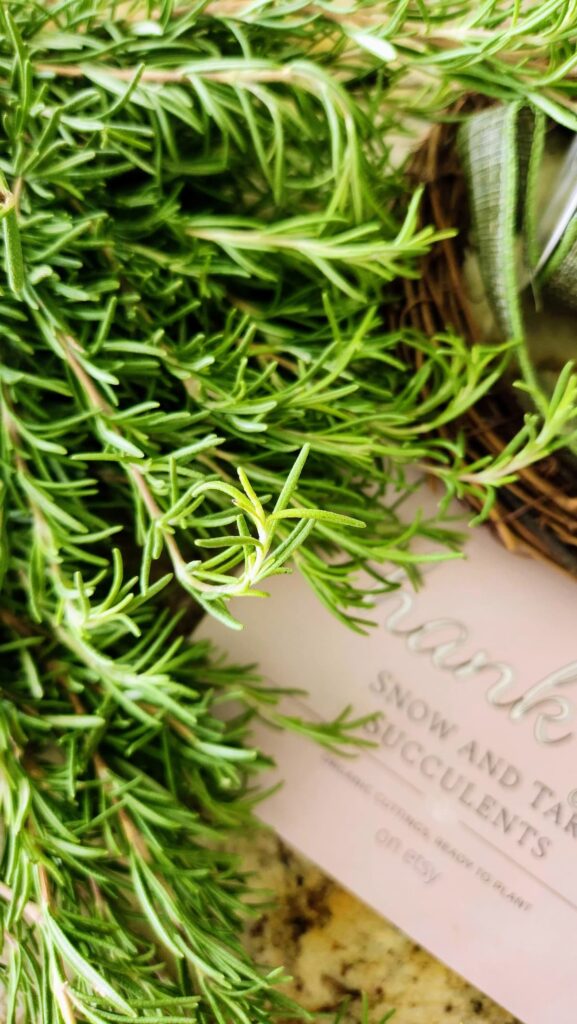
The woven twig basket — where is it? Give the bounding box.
[403,98,577,578]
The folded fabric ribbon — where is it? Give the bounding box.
[458,102,577,413]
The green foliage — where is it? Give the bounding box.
[1,1,577,1021]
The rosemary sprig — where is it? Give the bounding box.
[2,2,577,1022]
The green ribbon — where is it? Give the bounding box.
[458,103,577,413]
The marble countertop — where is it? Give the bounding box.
[238,831,521,1024]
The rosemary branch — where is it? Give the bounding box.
[2,2,577,1022]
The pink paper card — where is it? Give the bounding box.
[197,501,577,1024]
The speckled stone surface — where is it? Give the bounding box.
[237,830,522,1024]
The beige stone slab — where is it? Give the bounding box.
[238,831,521,1024]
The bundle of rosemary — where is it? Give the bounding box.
[2,1,577,1021]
